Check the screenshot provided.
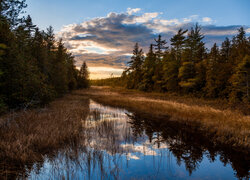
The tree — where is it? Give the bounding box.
[178,24,206,92]
[217,38,233,97]
[0,43,7,112]
[0,0,27,26]
[162,29,187,92]
[153,35,168,60]
[78,61,89,88]
[221,37,231,62]
[205,43,221,98]
[230,27,248,67]
[126,43,144,89]
[66,53,78,90]
[140,44,156,91]
[0,1,81,110]
[162,49,180,91]
[121,24,250,106]
[152,35,168,91]
[229,55,250,103]
[170,28,187,62]
[51,39,68,96]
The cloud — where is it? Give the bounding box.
[57,9,249,79]
[246,28,250,33]
[202,17,213,24]
[127,8,141,15]
[125,12,160,24]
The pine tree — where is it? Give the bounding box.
[152,35,168,91]
[218,38,233,97]
[78,61,89,88]
[51,39,68,96]
[153,35,168,60]
[229,55,250,103]
[221,37,231,62]
[0,43,7,111]
[0,1,81,110]
[205,43,221,97]
[162,49,180,91]
[126,43,144,89]
[170,28,187,62]
[178,24,206,92]
[0,0,27,26]
[140,44,156,91]
[45,26,56,52]
[162,29,187,92]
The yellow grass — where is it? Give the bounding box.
[0,85,249,170]
[77,86,250,153]
[0,94,89,165]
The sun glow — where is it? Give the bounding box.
[88,67,124,79]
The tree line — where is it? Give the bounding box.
[121,24,250,103]
[0,0,89,112]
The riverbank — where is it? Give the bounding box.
[0,94,90,175]
[0,86,249,176]
[77,86,250,153]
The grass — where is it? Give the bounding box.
[0,94,90,173]
[77,86,250,153]
[0,85,249,177]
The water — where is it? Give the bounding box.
[3,100,250,179]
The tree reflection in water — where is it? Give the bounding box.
[127,112,249,179]
[1,99,249,180]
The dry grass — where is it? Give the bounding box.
[0,85,249,170]
[91,86,250,114]
[77,86,250,153]
[0,94,90,166]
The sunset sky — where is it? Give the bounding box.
[25,0,250,79]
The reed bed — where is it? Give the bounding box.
[79,87,250,153]
[0,94,90,165]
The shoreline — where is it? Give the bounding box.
[77,86,250,154]
[0,86,249,169]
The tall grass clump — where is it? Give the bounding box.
[0,94,90,166]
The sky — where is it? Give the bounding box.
[25,0,250,79]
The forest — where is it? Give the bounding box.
[95,25,250,105]
[0,0,249,179]
[0,0,89,113]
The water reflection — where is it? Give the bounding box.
[1,99,249,179]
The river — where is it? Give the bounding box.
[4,99,249,179]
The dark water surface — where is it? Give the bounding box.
[2,99,250,179]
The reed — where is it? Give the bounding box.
[78,86,250,153]
[0,94,90,165]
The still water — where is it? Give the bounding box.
[15,100,250,179]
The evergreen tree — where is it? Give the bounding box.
[140,44,156,91]
[152,35,168,91]
[218,38,233,97]
[153,35,168,60]
[121,24,249,104]
[178,24,206,92]
[0,43,7,111]
[221,37,231,62]
[126,43,144,89]
[162,49,180,91]
[0,0,27,26]
[0,1,83,111]
[162,29,187,92]
[229,55,250,103]
[51,39,68,96]
[205,43,221,98]
[170,28,187,62]
[78,61,89,88]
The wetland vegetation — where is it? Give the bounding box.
[0,89,249,179]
